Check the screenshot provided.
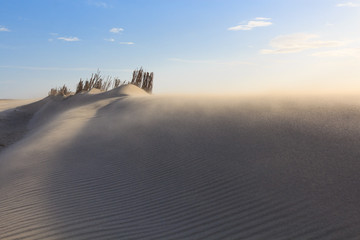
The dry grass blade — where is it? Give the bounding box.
[76,79,84,94]
[114,78,121,88]
[83,80,90,91]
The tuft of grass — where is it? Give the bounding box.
[83,80,90,91]
[48,88,58,96]
[113,78,121,88]
[76,79,84,94]
[48,67,154,97]
[91,70,102,90]
[59,85,70,96]
[131,68,144,88]
[102,76,112,91]
[48,85,71,96]
[131,68,153,93]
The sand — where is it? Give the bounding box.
[1,85,360,239]
[0,99,44,152]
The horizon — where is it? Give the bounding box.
[1,0,360,99]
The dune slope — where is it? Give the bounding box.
[1,88,360,239]
[0,98,46,152]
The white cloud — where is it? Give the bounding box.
[260,33,344,54]
[0,26,10,32]
[119,42,134,45]
[337,1,360,7]
[110,28,124,33]
[228,18,272,31]
[312,48,360,57]
[255,17,271,20]
[104,38,115,42]
[57,37,80,42]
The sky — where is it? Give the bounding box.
[1,0,360,98]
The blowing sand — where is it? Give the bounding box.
[1,85,360,239]
[0,99,43,152]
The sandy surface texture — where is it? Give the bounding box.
[0,99,43,151]
[1,85,360,239]
[0,99,39,112]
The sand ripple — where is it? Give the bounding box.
[1,93,360,239]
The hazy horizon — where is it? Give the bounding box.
[1,0,360,99]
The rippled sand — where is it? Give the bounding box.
[1,86,360,239]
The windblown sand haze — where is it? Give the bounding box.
[1,85,360,239]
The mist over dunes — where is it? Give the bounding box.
[1,85,360,239]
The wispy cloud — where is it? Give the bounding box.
[228,17,272,31]
[0,65,132,72]
[87,0,110,8]
[104,38,115,42]
[110,28,124,33]
[0,26,10,32]
[260,33,344,54]
[48,33,59,42]
[337,1,360,7]
[255,17,271,20]
[312,48,360,57]
[57,37,80,42]
[119,42,134,45]
[169,58,251,66]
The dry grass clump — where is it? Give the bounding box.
[48,85,71,96]
[114,78,121,88]
[76,80,84,94]
[48,88,58,96]
[75,70,124,94]
[131,68,153,93]
[48,67,154,97]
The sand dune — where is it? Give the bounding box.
[1,85,360,239]
[0,98,45,152]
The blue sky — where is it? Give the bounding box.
[1,0,360,98]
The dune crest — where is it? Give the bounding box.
[104,83,149,97]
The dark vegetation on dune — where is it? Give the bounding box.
[48,68,154,97]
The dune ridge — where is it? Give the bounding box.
[1,87,360,239]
